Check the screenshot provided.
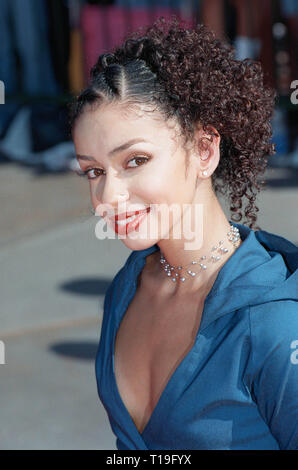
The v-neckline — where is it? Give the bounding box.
[110,243,205,438]
[109,221,245,440]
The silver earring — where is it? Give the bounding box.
[202,170,208,176]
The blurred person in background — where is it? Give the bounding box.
[0,0,60,138]
[0,0,75,171]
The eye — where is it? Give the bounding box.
[126,155,150,168]
[74,155,150,180]
[78,168,104,180]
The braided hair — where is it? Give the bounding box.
[68,16,276,230]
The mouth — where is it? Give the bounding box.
[110,207,151,235]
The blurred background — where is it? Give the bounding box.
[0,0,297,450]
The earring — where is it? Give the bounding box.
[202,170,208,176]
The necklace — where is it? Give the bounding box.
[159,224,241,282]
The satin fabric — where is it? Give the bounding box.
[95,221,298,449]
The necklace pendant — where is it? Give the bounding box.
[160,223,240,284]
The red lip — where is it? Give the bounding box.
[113,207,150,222]
[107,207,151,236]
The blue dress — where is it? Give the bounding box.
[95,221,298,450]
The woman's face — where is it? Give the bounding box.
[72,103,200,251]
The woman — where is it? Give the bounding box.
[69,17,298,450]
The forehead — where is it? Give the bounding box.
[72,102,182,152]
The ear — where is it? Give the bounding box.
[193,124,221,177]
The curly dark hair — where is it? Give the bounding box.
[68,16,277,230]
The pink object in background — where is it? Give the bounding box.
[80,5,195,86]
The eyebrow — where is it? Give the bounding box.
[76,138,150,162]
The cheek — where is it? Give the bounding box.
[136,167,165,196]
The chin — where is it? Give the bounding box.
[119,236,159,252]
[114,208,163,250]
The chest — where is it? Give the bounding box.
[113,288,205,434]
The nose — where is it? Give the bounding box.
[94,170,129,215]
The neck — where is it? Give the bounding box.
[152,196,242,297]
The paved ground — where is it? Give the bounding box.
[0,160,297,449]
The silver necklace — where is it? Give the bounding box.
[159,224,241,282]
